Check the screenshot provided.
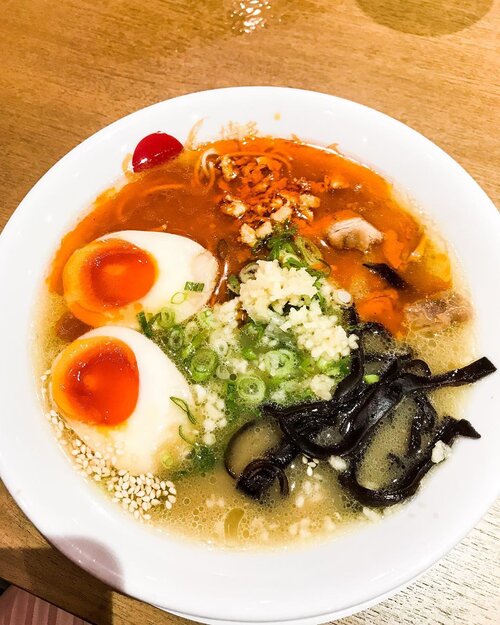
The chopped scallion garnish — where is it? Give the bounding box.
[167,327,184,351]
[235,374,266,405]
[178,424,198,445]
[181,343,196,361]
[295,236,323,266]
[197,308,214,328]
[157,307,175,330]
[241,346,258,361]
[279,251,305,269]
[364,374,380,385]
[137,311,153,338]
[171,291,187,304]
[185,281,205,292]
[239,262,259,283]
[170,396,197,424]
[227,274,241,295]
[161,452,174,469]
[261,349,298,379]
[189,348,219,382]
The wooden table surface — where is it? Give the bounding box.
[1,1,499,624]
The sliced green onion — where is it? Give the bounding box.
[197,308,214,328]
[167,326,184,351]
[319,356,350,377]
[241,321,265,343]
[157,307,175,330]
[262,349,298,379]
[241,346,258,361]
[262,324,296,349]
[181,343,196,361]
[191,330,208,349]
[178,424,198,445]
[171,291,187,304]
[295,236,323,265]
[239,262,259,283]
[279,251,305,269]
[210,335,229,357]
[137,311,153,338]
[338,357,351,377]
[265,222,298,260]
[320,361,342,377]
[268,240,295,261]
[184,320,200,340]
[314,290,327,311]
[299,353,316,374]
[216,364,231,380]
[364,374,380,385]
[235,374,266,404]
[170,396,197,424]
[185,281,205,292]
[161,452,174,469]
[189,348,219,382]
[189,444,216,473]
[227,274,241,295]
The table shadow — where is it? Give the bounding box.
[356,0,493,35]
[0,538,121,625]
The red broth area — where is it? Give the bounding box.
[48,137,452,339]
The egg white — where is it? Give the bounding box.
[99,230,218,326]
[52,326,194,475]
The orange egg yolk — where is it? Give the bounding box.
[62,238,156,326]
[51,336,139,426]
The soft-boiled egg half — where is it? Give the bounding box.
[63,230,218,327]
[50,325,194,474]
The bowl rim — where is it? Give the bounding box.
[0,86,499,624]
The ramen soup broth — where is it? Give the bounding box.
[34,136,487,548]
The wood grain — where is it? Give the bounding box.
[0,1,499,624]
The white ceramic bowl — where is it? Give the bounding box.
[0,87,499,625]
